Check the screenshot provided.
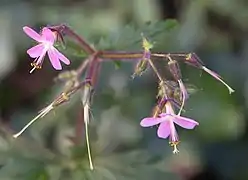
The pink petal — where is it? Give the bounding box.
[159,113,174,118]
[47,49,62,70]
[53,48,70,65]
[169,122,179,142]
[140,117,164,127]
[23,26,42,42]
[41,27,56,44]
[159,113,169,117]
[27,44,45,58]
[173,116,199,129]
[157,121,170,139]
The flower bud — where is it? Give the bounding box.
[81,82,94,108]
[185,53,205,68]
[168,60,182,81]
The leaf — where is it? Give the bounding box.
[113,60,122,69]
[55,39,88,58]
[46,165,62,180]
[96,19,179,51]
[0,157,46,180]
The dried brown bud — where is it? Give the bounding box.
[185,53,205,68]
[132,59,148,78]
[168,60,182,81]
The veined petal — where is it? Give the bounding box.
[47,49,62,70]
[140,117,164,127]
[53,47,70,65]
[169,121,179,142]
[42,27,56,44]
[23,26,42,42]
[27,44,45,58]
[160,111,174,118]
[157,121,170,139]
[173,116,199,129]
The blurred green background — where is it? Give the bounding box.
[0,0,247,180]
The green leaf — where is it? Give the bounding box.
[113,60,122,69]
[0,157,46,180]
[55,40,88,58]
[96,19,179,51]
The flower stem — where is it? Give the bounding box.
[50,24,96,54]
[147,59,163,82]
[100,51,190,62]
[100,51,143,60]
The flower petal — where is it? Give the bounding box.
[159,113,172,118]
[53,48,70,65]
[41,27,56,44]
[27,44,45,58]
[169,121,179,142]
[140,117,164,127]
[157,121,170,139]
[23,26,42,42]
[173,116,199,129]
[47,49,62,70]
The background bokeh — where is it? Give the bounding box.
[0,0,247,179]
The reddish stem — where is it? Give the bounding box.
[100,51,189,61]
[50,24,96,54]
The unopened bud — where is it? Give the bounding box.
[55,70,77,82]
[185,53,205,68]
[81,82,94,107]
[168,60,182,81]
[142,35,153,51]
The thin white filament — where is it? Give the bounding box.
[84,104,94,170]
[13,104,53,138]
[202,66,235,94]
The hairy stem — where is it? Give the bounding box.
[100,51,189,62]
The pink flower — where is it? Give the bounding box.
[23,26,70,73]
[140,103,199,153]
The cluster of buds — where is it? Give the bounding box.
[13,24,234,169]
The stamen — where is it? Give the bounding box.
[169,141,180,154]
[30,63,42,74]
[29,66,36,74]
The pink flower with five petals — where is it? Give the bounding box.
[23,26,70,73]
[140,102,199,153]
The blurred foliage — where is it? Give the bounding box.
[96,19,178,51]
[0,0,248,180]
